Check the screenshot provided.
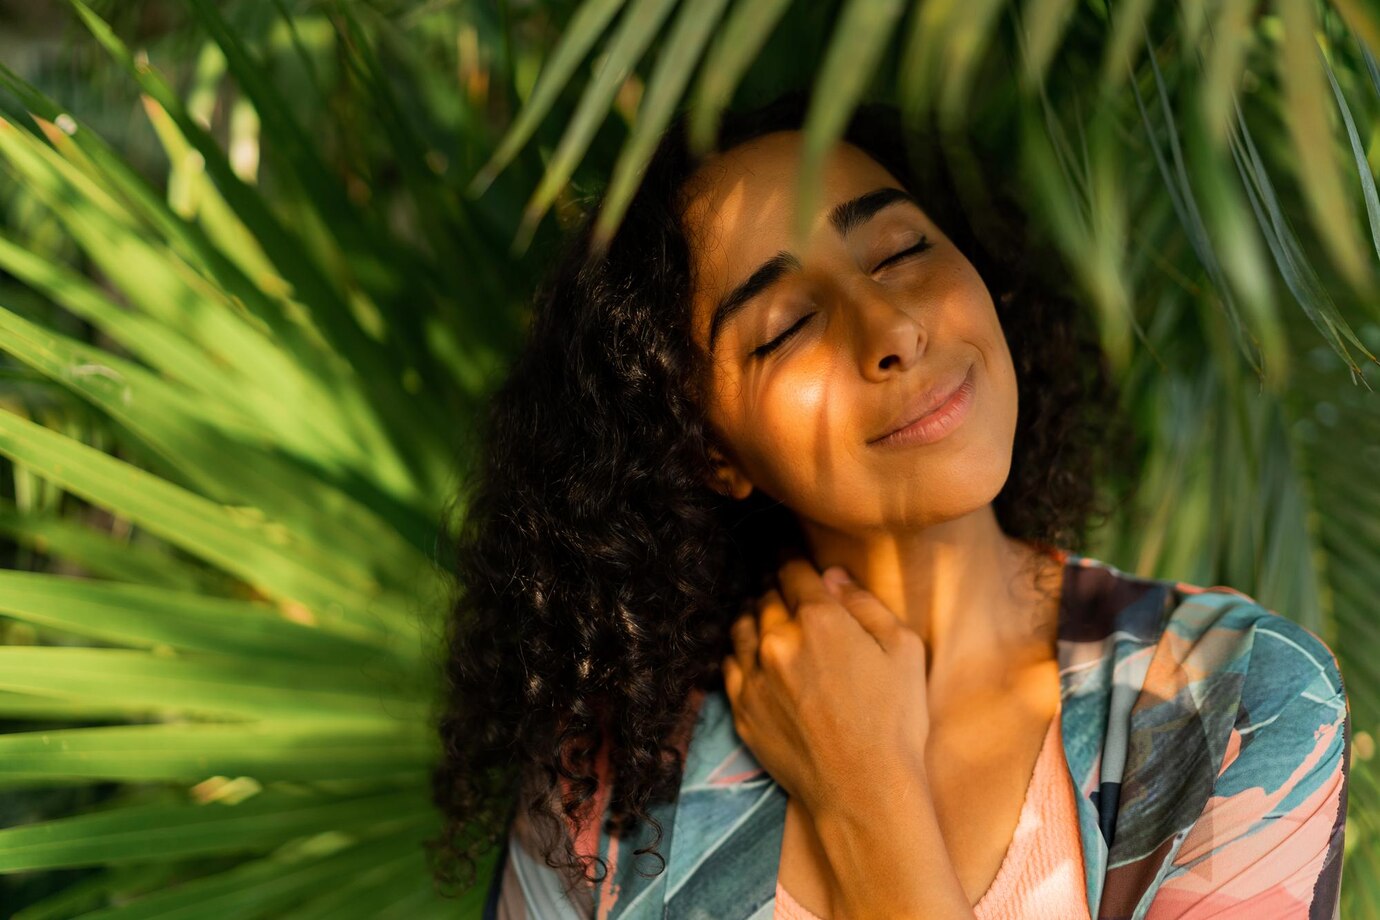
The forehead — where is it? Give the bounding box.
[678,131,920,345]
[679,131,905,250]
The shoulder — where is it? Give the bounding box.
[1063,553,1350,774]
[1146,580,1351,799]
[1160,581,1346,706]
[1066,552,1346,700]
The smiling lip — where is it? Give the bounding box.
[867,364,975,448]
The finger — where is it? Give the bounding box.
[774,556,837,616]
[721,652,742,701]
[828,569,908,653]
[756,587,792,637]
[729,607,759,672]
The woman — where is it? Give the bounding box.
[427,90,1351,919]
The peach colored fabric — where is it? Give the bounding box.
[774,699,1090,919]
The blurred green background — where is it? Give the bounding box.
[0,0,1377,916]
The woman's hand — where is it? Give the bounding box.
[720,555,933,821]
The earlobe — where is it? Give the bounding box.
[713,473,753,501]
[706,447,753,501]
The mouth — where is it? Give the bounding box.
[867,363,976,448]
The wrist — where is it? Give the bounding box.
[809,760,976,920]
[810,751,931,828]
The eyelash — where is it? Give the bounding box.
[752,313,813,358]
[750,235,933,358]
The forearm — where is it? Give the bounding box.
[810,760,978,920]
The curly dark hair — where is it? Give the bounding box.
[423,87,1135,900]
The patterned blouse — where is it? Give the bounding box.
[484,550,1351,919]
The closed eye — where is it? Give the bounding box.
[751,312,816,358]
[749,235,933,359]
[873,235,932,272]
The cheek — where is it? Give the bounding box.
[963,317,1019,456]
[723,366,836,491]
[743,366,881,510]
[984,320,1020,422]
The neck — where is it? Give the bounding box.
[796,505,1064,706]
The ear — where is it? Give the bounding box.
[706,445,753,500]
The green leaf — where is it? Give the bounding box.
[0,647,428,724]
[177,0,405,293]
[0,100,428,512]
[1017,0,1079,93]
[0,721,434,783]
[0,407,414,637]
[898,0,1004,126]
[467,0,630,197]
[1128,32,1266,379]
[0,292,440,607]
[687,0,795,154]
[1320,42,1380,271]
[0,499,223,592]
[0,787,431,872]
[1227,93,1380,376]
[277,840,461,920]
[515,0,680,253]
[591,0,732,253]
[65,821,447,919]
[1097,0,1155,91]
[0,690,138,722]
[1276,0,1372,291]
[0,569,409,666]
[12,863,187,920]
[1199,0,1257,145]
[0,228,259,422]
[62,2,447,500]
[791,0,908,249]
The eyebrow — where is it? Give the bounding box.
[705,186,921,353]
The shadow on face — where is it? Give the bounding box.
[680,130,1021,537]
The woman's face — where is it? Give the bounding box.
[681,130,1020,534]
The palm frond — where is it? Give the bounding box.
[477,0,1380,384]
[0,0,1378,916]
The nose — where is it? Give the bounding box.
[845,282,927,380]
